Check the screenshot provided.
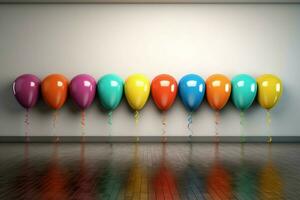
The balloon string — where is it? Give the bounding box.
[134,110,139,125]
[24,108,30,142]
[81,110,86,143]
[134,111,139,142]
[108,111,113,125]
[53,110,59,143]
[214,111,220,143]
[240,111,245,143]
[266,110,272,143]
[108,111,113,143]
[162,112,167,143]
[187,112,193,142]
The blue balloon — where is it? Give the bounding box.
[179,74,206,112]
[231,74,257,111]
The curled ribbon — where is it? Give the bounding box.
[266,110,272,143]
[240,111,245,143]
[81,110,86,141]
[162,113,167,143]
[24,108,30,142]
[187,112,193,140]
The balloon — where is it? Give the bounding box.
[97,74,124,111]
[231,74,257,111]
[41,74,68,110]
[124,74,150,111]
[257,74,283,110]
[178,74,205,112]
[151,74,178,111]
[70,74,96,110]
[206,74,231,111]
[13,74,40,109]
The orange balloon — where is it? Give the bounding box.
[206,74,231,110]
[41,74,68,110]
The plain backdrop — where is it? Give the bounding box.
[0,4,299,137]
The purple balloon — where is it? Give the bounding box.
[70,74,96,110]
[13,74,40,109]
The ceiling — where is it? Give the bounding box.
[0,0,299,3]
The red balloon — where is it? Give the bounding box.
[151,74,178,111]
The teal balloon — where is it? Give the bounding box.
[97,74,124,111]
[231,74,257,111]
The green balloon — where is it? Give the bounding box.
[97,74,124,111]
[231,74,257,111]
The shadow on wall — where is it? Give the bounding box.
[1,81,23,114]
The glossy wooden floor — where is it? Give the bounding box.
[0,143,299,200]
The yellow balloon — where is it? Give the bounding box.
[125,74,150,111]
[257,74,283,110]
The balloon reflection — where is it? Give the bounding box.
[180,144,205,200]
[12,144,39,200]
[71,143,96,200]
[234,144,258,200]
[40,144,69,200]
[124,144,149,200]
[152,144,180,200]
[206,144,233,200]
[98,145,124,200]
[3,144,287,200]
[259,145,283,200]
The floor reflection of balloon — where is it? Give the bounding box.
[39,144,69,200]
[0,144,294,200]
[71,144,96,200]
[124,144,149,200]
[152,144,180,200]
[180,144,205,200]
[98,144,124,200]
[259,145,283,200]
[11,144,39,200]
[234,144,258,200]
[206,144,233,200]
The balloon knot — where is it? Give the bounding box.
[267,136,272,143]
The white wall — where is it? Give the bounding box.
[0,4,299,137]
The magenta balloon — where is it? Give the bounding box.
[70,74,96,110]
[13,74,40,109]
